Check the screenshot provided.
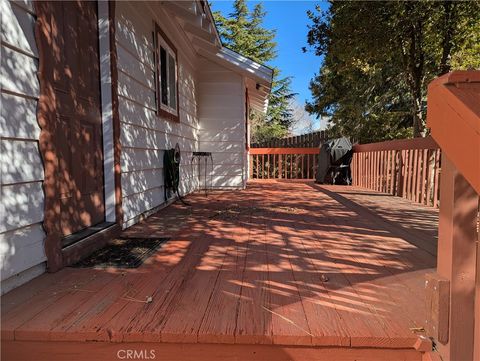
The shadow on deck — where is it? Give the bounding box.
[1,180,438,361]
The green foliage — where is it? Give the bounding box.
[267,69,296,128]
[250,117,289,144]
[214,1,277,63]
[212,0,296,141]
[305,1,480,142]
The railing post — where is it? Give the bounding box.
[396,150,404,197]
[428,154,479,361]
[249,153,253,179]
[278,155,282,179]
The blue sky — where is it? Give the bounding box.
[210,1,326,109]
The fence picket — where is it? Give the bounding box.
[349,137,440,207]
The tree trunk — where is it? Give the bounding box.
[412,90,424,137]
[406,8,426,138]
[439,1,456,75]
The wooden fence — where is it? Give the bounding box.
[249,137,442,207]
[351,136,441,207]
[251,130,328,148]
[249,148,319,179]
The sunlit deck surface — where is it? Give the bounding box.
[1,180,438,360]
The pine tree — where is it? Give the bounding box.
[305,1,480,141]
[213,0,296,141]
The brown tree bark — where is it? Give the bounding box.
[408,19,425,138]
[439,1,456,76]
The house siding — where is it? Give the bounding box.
[0,0,260,294]
[0,0,46,292]
[115,1,199,228]
[198,57,247,189]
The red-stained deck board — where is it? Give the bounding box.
[1,181,438,355]
[299,230,393,348]
[303,186,431,345]
[14,271,117,341]
[265,212,313,346]
[155,235,234,343]
[59,239,194,342]
[1,268,98,340]
[151,199,255,344]
[234,213,273,345]
[197,209,253,343]
[292,201,396,348]
[1,269,72,315]
[282,222,351,346]
[106,237,211,342]
[312,187,431,348]
[59,271,146,342]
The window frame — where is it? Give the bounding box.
[154,23,180,122]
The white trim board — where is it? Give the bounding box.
[98,1,116,222]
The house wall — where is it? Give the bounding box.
[197,57,247,189]
[0,0,46,293]
[115,1,199,228]
[0,0,254,294]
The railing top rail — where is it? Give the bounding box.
[427,70,480,194]
[353,136,439,153]
[249,147,319,155]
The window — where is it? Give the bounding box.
[155,24,179,121]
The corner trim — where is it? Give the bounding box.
[98,1,116,222]
[108,0,124,225]
[34,1,63,272]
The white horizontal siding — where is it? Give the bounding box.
[198,140,244,153]
[121,123,197,151]
[0,182,44,233]
[197,71,243,84]
[1,263,45,295]
[117,45,155,89]
[0,224,46,279]
[1,1,37,57]
[118,71,156,110]
[118,98,198,140]
[200,94,244,110]
[0,0,45,286]
[0,45,39,97]
[121,148,163,172]
[1,92,39,139]
[115,1,200,227]
[1,139,44,184]
[122,173,197,224]
[198,57,246,189]
[199,117,244,132]
[122,187,164,222]
[211,175,244,188]
[121,169,163,197]
[202,152,244,166]
[198,129,244,142]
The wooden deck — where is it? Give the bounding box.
[1,180,439,361]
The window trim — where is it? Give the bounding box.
[154,23,180,122]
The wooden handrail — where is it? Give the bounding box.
[249,147,319,155]
[353,136,438,152]
[249,148,318,179]
[427,71,480,194]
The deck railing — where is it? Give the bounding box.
[424,71,480,361]
[351,136,441,207]
[249,148,319,179]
